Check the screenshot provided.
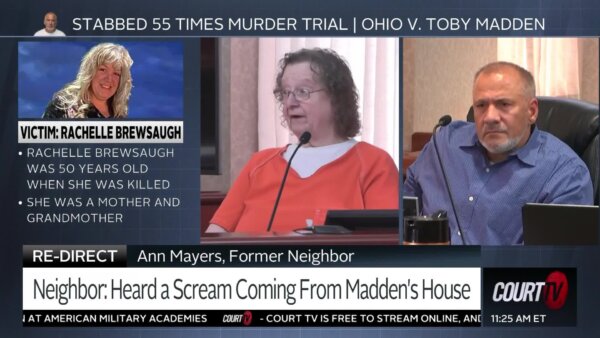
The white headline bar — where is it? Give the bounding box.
[23,267,481,311]
[18,121,184,144]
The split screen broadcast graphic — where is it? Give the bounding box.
[16,36,597,329]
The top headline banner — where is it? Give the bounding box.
[5,0,599,36]
[68,16,546,35]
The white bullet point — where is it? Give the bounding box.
[18,201,22,205]
[18,151,22,156]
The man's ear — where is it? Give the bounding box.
[528,97,538,124]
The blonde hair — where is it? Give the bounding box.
[54,43,133,118]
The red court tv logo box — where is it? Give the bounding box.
[482,268,576,326]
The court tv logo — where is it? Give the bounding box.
[491,270,568,310]
[222,311,253,326]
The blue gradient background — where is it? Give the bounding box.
[0,0,599,337]
[18,41,183,118]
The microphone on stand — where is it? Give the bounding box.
[431,115,467,245]
[436,115,452,129]
[266,131,311,232]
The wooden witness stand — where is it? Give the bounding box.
[201,229,399,245]
[201,192,399,245]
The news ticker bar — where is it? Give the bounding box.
[22,245,481,267]
[18,121,184,143]
[22,310,481,327]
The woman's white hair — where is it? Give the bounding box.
[54,43,133,118]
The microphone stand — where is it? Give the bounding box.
[266,132,311,232]
[432,116,466,245]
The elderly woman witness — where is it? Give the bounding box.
[43,42,133,118]
[208,48,399,233]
